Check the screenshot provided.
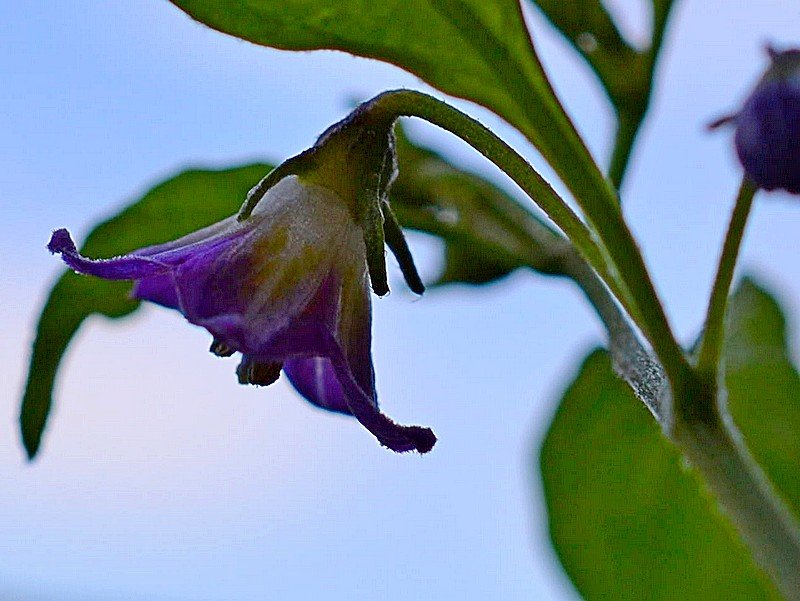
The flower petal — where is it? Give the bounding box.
[48,226,247,313]
[325,336,436,454]
[132,273,181,310]
[48,229,170,280]
[282,275,435,452]
[48,176,435,454]
[284,356,351,414]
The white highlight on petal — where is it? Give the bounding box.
[312,356,328,407]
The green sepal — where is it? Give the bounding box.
[380,199,425,295]
[256,99,423,297]
[389,124,564,287]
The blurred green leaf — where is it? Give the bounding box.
[437,245,519,286]
[390,126,565,286]
[725,279,800,518]
[539,277,799,600]
[168,0,605,215]
[528,0,648,112]
[21,163,271,459]
[526,0,677,186]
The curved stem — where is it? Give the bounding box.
[367,90,614,292]
[696,178,757,376]
[367,89,691,389]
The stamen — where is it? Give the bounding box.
[209,339,235,357]
[237,357,282,387]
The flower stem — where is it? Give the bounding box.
[367,89,690,389]
[678,178,800,596]
[368,90,614,292]
[673,381,800,600]
[696,178,757,377]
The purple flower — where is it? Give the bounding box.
[48,174,436,453]
[717,47,800,194]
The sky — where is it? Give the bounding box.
[2,1,800,600]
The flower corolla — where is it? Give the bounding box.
[49,105,435,453]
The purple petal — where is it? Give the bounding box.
[134,216,237,258]
[132,273,180,310]
[134,226,254,316]
[48,177,436,454]
[156,233,253,319]
[281,298,436,453]
[48,229,170,280]
[278,271,374,415]
[284,356,351,414]
[325,338,435,454]
[335,269,377,408]
[278,268,437,452]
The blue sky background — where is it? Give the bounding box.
[3,2,800,599]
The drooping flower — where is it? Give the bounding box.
[712,46,800,193]
[48,104,435,454]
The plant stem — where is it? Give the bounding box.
[366,91,633,314]
[557,247,669,420]
[696,178,757,376]
[673,385,800,600]
[608,109,645,191]
[368,89,691,390]
[370,93,606,270]
[606,0,678,190]
[485,167,799,596]
[678,178,800,595]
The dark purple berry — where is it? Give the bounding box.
[734,48,800,194]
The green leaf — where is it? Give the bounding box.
[539,277,800,600]
[725,278,800,519]
[168,0,610,218]
[527,0,648,113]
[389,126,564,286]
[21,163,271,459]
[436,244,519,286]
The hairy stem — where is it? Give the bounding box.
[673,381,800,600]
[557,247,668,420]
[368,90,614,291]
[679,178,800,596]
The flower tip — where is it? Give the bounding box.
[407,275,425,296]
[383,425,436,454]
[408,426,437,454]
[707,113,737,131]
[765,42,780,61]
[47,228,76,255]
[371,279,391,297]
